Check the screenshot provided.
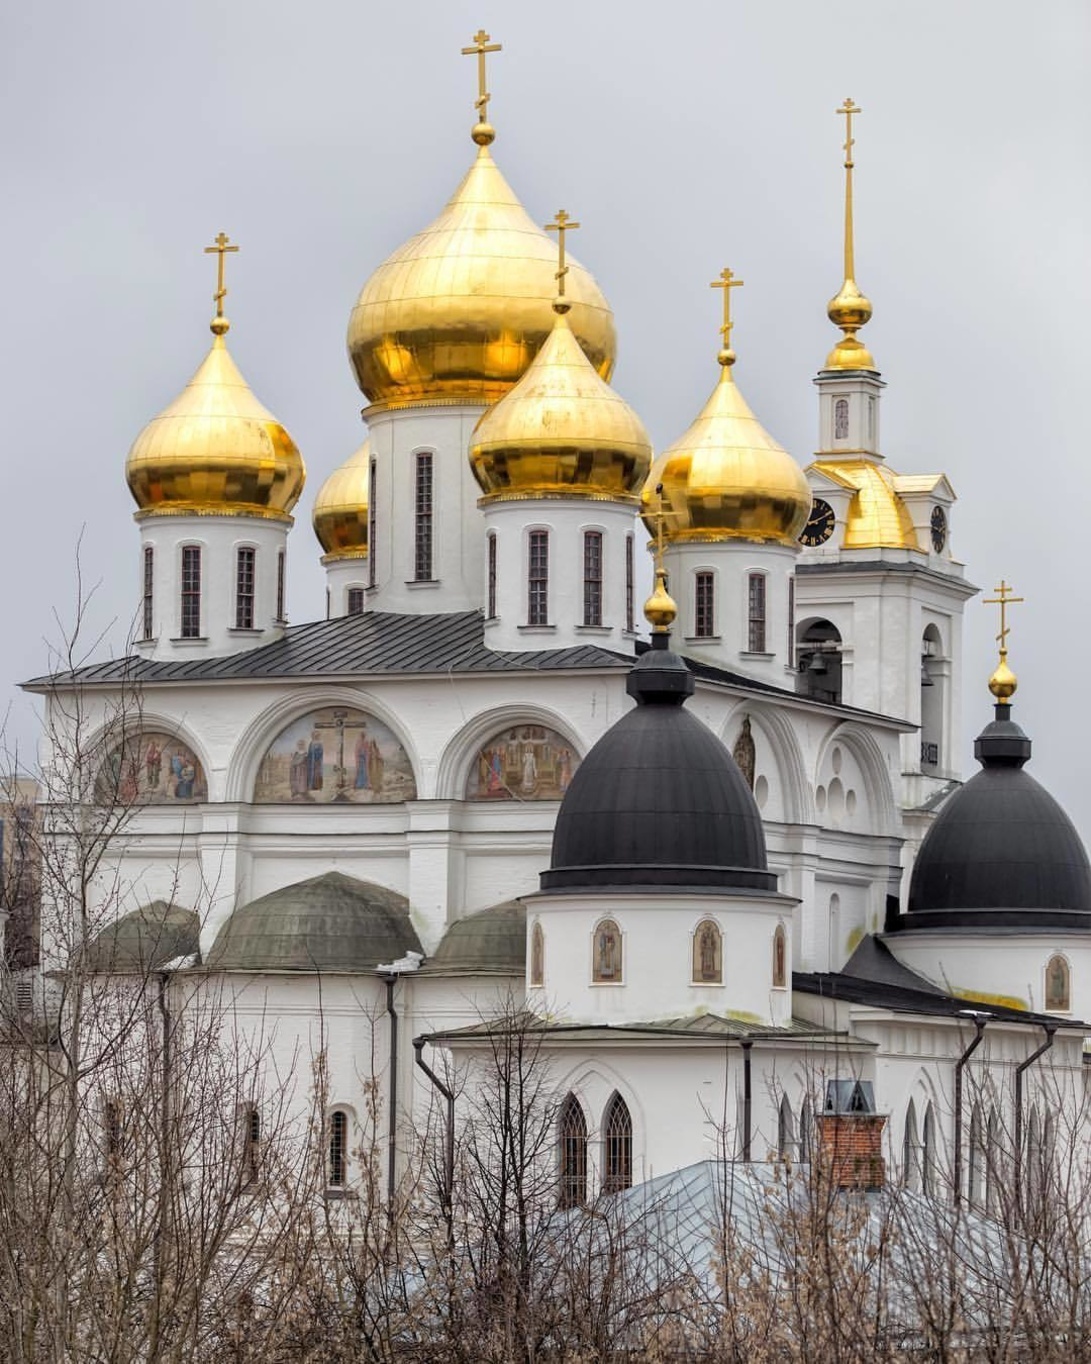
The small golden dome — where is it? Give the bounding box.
[347,145,617,408]
[644,568,677,631]
[312,440,370,559]
[988,655,1018,704]
[641,363,811,546]
[469,309,652,502]
[126,332,305,519]
[825,277,876,370]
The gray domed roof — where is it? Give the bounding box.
[206,871,422,972]
[85,902,200,973]
[542,643,775,894]
[429,901,526,973]
[898,708,1091,931]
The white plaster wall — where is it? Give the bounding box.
[324,555,370,617]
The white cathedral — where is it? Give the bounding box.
[24,40,1091,1204]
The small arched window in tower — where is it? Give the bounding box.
[796,619,843,705]
[920,624,944,770]
[328,1109,348,1188]
[527,530,549,626]
[834,397,849,440]
[583,530,603,627]
[142,546,154,641]
[1045,954,1070,1012]
[414,451,434,582]
[486,531,498,619]
[625,533,635,633]
[602,1093,633,1194]
[772,924,787,989]
[235,546,256,630]
[367,457,377,589]
[180,545,202,639]
[747,572,767,652]
[530,922,544,986]
[903,1100,921,1191]
[692,919,723,984]
[558,1093,588,1208]
[799,1097,814,1164]
[694,571,715,638]
[777,1095,796,1161]
[922,1102,938,1197]
[592,919,622,983]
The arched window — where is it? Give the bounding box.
[142,546,154,640]
[559,1093,588,1208]
[625,534,635,633]
[920,624,944,770]
[694,571,715,638]
[527,530,549,626]
[985,1109,1000,1217]
[328,1109,348,1188]
[235,546,256,629]
[583,530,603,627]
[777,1095,795,1161]
[414,451,434,581]
[747,572,767,653]
[602,1093,633,1194]
[796,618,843,705]
[241,1104,261,1187]
[530,922,544,987]
[834,397,849,440]
[1045,954,1070,1012]
[486,532,497,619]
[799,1098,814,1164]
[772,924,787,989]
[592,919,622,983]
[968,1103,984,1209]
[922,1102,937,1197]
[692,919,722,984]
[180,545,202,638]
[903,1100,921,1191]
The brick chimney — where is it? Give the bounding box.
[816,1112,887,1191]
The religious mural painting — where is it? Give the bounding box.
[772,923,788,988]
[732,715,756,791]
[95,731,208,805]
[1045,954,1070,1012]
[692,918,723,984]
[530,922,544,987]
[253,707,416,804]
[592,919,622,983]
[465,724,578,801]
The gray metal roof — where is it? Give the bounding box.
[84,901,200,973]
[425,1010,847,1046]
[425,900,526,975]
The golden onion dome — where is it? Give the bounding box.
[312,439,370,559]
[347,144,617,409]
[469,305,652,503]
[642,354,811,547]
[126,327,305,520]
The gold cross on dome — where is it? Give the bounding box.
[710,267,744,350]
[203,231,239,319]
[837,98,861,169]
[461,29,502,120]
[546,209,581,297]
[984,579,1024,653]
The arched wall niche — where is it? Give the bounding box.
[225,687,421,803]
[435,703,584,801]
[720,701,810,825]
[815,722,898,837]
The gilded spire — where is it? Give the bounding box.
[825,99,876,371]
[204,231,239,337]
[984,580,1024,706]
[461,28,501,146]
[545,209,580,313]
[710,267,744,368]
[643,482,678,637]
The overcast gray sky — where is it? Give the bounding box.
[2,2,1089,828]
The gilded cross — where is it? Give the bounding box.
[984,580,1024,653]
[461,29,502,120]
[837,98,861,169]
[546,209,581,298]
[204,231,239,319]
[710,267,744,350]
[652,482,667,573]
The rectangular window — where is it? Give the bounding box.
[527,530,549,626]
[347,587,365,616]
[747,573,766,652]
[625,534,634,633]
[694,571,715,639]
[368,458,377,589]
[235,547,256,630]
[241,1105,260,1187]
[180,546,201,639]
[487,532,497,618]
[142,546,154,640]
[787,575,795,668]
[276,549,285,622]
[414,451,433,581]
[583,530,603,627]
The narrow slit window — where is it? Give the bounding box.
[328,1109,348,1187]
[346,587,365,617]
[694,571,715,639]
[142,546,154,640]
[528,530,549,626]
[276,550,286,622]
[414,451,434,581]
[487,532,497,619]
[242,1105,261,1187]
[583,530,603,627]
[181,546,202,639]
[747,573,766,652]
[368,458,377,589]
[235,547,256,630]
[602,1093,633,1194]
[625,534,634,633]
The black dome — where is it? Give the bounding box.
[899,709,1091,931]
[542,644,775,893]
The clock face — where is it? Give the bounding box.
[930,505,948,553]
[800,498,836,548]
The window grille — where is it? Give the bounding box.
[527,530,549,625]
[694,571,715,638]
[625,534,634,632]
[368,458,377,588]
[747,573,766,652]
[487,532,497,618]
[602,1093,633,1194]
[414,452,433,581]
[583,531,603,626]
[559,1094,588,1208]
[235,547,256,630]
[180,546,201,638]
[329,1110,348,1187]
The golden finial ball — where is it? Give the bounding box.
[717,347,736,368]
[472,121,496,146]
[643,575,678,631]
[988,658,1018,703]
[210,315,230,336]
[552,296,572,316]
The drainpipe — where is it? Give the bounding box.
[740,1039,753,1162]
[413,1035,455,1223]
[381,974,399,1207]
[953,1013,987,1207]
[1014,1022,1057,1208]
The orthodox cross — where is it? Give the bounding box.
[984,580,1024,655]
[461,29,501,121]
[204,232,239,320]
[546,209,580,299]
[710,267,744,354]
[652,482,667,575]
[312,708,354,801]
[837,97,861,169]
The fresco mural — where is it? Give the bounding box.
[465,725,578,801]
[96,732,207,805]
[253,707,416,804]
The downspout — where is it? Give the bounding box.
[1014,1022,1056,1208]
[740,1039,753,1162]
[413,1035,455,1223]
[952,1014,986,1208]
[382,974,398,1208]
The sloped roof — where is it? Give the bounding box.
[85,901,200,973]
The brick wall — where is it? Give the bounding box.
[816,1112,887,1191]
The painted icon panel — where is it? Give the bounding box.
[466,725,578,801]
[254,707,416,804]
[96,732,208,804]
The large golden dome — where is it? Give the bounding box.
[470,307,651,502]
[642,357,811,546]
[347,144,617,409]
[312,439,370,559]
[126,328,305,520]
